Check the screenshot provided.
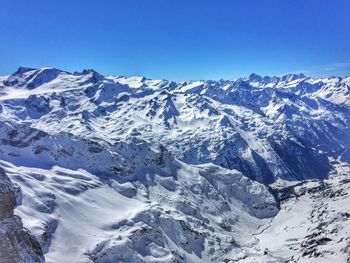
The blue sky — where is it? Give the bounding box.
[1,0,350,80]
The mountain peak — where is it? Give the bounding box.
[247,73,263,81]
[81,69,104,83]
[15,67,37,74]
[281,73,306,81]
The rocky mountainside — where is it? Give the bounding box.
[0,67,349,262]
[0,167,44,263]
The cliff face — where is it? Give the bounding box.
[0,167,44,263]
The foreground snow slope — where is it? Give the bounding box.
[241,161,350,263]
[0,159,277,262]
[0,67,349,262]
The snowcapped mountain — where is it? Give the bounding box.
[0,67,349,262]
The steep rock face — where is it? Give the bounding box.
[0,167,44,263]
[0,168,18,219]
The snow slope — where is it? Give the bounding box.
[253,161,350,262]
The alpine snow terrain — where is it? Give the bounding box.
[0,67,349,263]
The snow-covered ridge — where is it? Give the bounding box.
[1,67,349,183]
[0,67,349,262]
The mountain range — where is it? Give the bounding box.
[0,67,349,262]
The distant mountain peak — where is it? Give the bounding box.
[15,66,37,74]
[245,73,263,82]
[281,73,306,81]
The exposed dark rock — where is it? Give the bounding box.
[0,167,45,262]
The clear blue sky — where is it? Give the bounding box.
[1,0,350,80]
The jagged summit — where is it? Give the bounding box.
[242,72,307,84]
[245,73,263,81]
[15,66,37,74]
[282,72,306,79]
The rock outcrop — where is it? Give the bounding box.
[0,167,45,263]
